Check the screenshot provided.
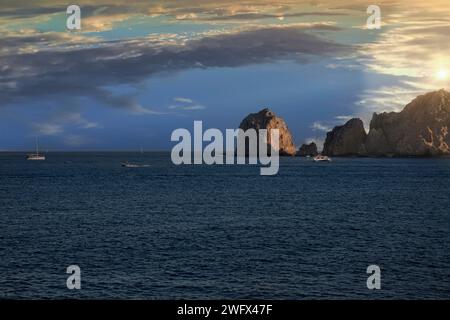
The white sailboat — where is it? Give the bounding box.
[27,137,46,161]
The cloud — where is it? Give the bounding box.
[311,116,355,135]
[182,105,206,110]
[86,88,169,115]
[193,11,347,21]
[0,5,64,18]
[31,111,101,138]
[0,24,350,110]
[311,121,332,132]
[353,83,432,124]
[358,9,450,79]
[345,1,450,119]
[56,112,100,129]
[334,115,353,122]
[169,97,206,111]
[132,105,169,115]
[0,1,345,18]
[0,0,347,35]
[33,123,63,136]
[169,105,205,110]
[174,97,193,104]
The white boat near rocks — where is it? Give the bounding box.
[313,155,331,162]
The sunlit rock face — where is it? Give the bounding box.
[239,108,296,156]
[322,118,367,156]
[365,89,450,156]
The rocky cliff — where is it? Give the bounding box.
[239,108,296,156]
[322,118,367,156]
[298,142,318,157]
[365,89,450,156]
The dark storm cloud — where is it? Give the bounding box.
[0,4,136,19]
[0,25,351,110]
[0,6,64,18]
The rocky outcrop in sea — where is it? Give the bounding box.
[365,89,450,156]
[242,90,450,158]
[318,90,450,157]
[298,142,318,157]
[322,118,367,156]
[239,108,296,156]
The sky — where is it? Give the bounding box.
[1,0,450,151]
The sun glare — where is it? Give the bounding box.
[436,69,448,81]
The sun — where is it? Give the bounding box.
[436,69,448,81]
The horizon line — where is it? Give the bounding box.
[0,149,172,153]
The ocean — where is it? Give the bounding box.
[1,152,449,299]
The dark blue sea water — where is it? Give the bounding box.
[1,152,449,299]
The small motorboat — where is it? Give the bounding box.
[313,155,332,162]
[121,161,150,168]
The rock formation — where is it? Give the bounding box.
[322,118,367,156]
[320,89,450,157]
[365,89,450,156]
[298,142,318,157]
[239,108,296,156]
[239,90,450,158]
